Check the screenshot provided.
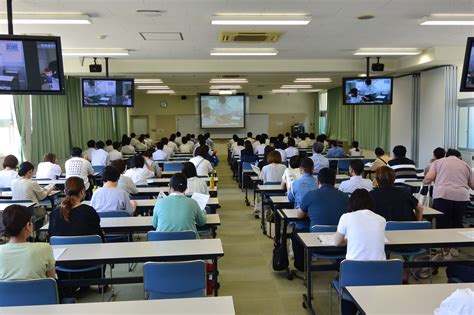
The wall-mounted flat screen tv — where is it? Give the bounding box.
[343,77,393,105]
[81,78,134,107]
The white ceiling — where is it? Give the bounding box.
[4,0,474,93]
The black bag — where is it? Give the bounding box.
[272,240,289,271]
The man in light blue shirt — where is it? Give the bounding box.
[326,140,346,158]
[310,142,329,174]
[152,173,206,235]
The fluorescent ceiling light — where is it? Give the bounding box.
[281,84,312,89]
[136,86,170,90]
[135,79,163,84]
[294,78,332,83]
[210,48,278,56]
[209,78,248,84]
[298,89,321,93]
[209,85,242,90]
[420,14,474,25]
[147,90,175,94]
[0,13,91,24]
[358,74,368,77]
[353,48,421,56]
[62,49,129,56]
[272,89,298,93]
[209,89,237,95]
[211,14,311,25]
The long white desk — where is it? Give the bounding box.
[346,283,474,315]
[83,197,219,208]
[136,186,217,194]
[147,177,218,185]
[0,202,36,210]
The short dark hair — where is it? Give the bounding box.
[289,155,301,169]
[393,145,407,158]
[182,137,188,145]
[2,205,31,237]
[71,147,82,157]
[375,166,396,188]
[288,138,296,147]
[156,142,164,150]
[313,142,324,154]
[446,149,461,158]
[161,137,169,145]
[247,132,252,137]
[433,147,446,159]
[113,141,121,150]
[170,173,187,192]
[130,155,145,168]
[102,166,120,182]
[87,140,96,148]
[106,139,112,146]
[131,133,136,138]
[300,158,314,174]
[110,159,126,174]
[176,132,181,137]
[18,162,34,177]
[348,189,375,212]
[349,159,364,175]
[317,168,336,186]
[3,155,18,169]
[352,141,359,149]
[96,141,105,149]
[374,147,385,156]
[237,139,244,146]
[197,145,209,158]
[244,140,253,151]
[182,162,197,178]
[285,132,290,137]
[43,153,56,163]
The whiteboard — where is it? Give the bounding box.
[175,114,269,139]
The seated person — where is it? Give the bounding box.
[109,141,123,161]
[387,145,417,182]
[334,189,387,315]
[291,167,348,278]
[36,153,62,180]
[297,133,311,149]
[254,136,268,155]
[0,205,55,280]
[370,166,423,221]
[91,166,137,215]
[0,155,19,188]
[240,140,257,161]
[179,137,194,154]
[285,138,299,159]
[120,137,136,155]
[129,133,139,147]
[123,155,155,186]
[152,173,206,234]
[424,147,446,174]
[310,142,329,174]
[167,134,179,152]
[349,141,362,157]
[90,141,110,167]
[65,147,94,195]
[182,162,209,195]
[135,135,147,151]
[152,142,169,161]
[260,151,287,183]
[369,147,390,171]
[110,159,138,196]
[258,146,274,170]
[143,149,162,177]
[274,142,287,163]
[104,139,113,152]
[281,155,302,191]
[48,177,103,238]
[339,159,373,193]
[232,139,245,158]
[251,135,261,152]
[288,158,317,208]
[82,139,96,161]
[190,146,214,177]
[161,137,175,157]
[11,162,55,203]
[326,140,345,158]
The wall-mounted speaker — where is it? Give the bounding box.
[181,95,187,100]
[257,95,263,99]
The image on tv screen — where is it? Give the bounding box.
[82,79,134,107]
[344,77,393,105]
[0,37,63,93]
[461,38,474,91]
[200,94,245,128]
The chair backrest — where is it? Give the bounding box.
[0,278,58,307]
[97,211,130,218]
[310,225,338,233]
[163,162,184,172]
[147,230,196,241]
[242,162,255,171]
[50,234,102,245]
[0,199,32,203]
[339,259,403,288]
[385,221,431,231]
[338,159,361,172]
[241,154,258,163]
[144,260,206,299]
[263,181,281,185]
[92,165,105,174]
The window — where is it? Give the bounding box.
[319,91,327,134]
[0,95,21,158]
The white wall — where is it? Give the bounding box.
[390,76,414,159]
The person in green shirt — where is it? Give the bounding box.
[0,205,55,280]
[152,173,206,235]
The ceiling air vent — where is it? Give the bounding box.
[220,31,283,43]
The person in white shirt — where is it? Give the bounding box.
[283,132,290,144]
[245,132,254,144]
[143,149,162,177]
[281,155,302,191]
[36,153,62,179]
[109,142,123,161]
[350,141,362,157]
[104,140,114,153]
[204,132,214,150]
[232,139,245,158]
[65,147,94,194]
[228,134,238,149]
[182,162,209,195]
[82,140,96,162]
[153,142,169,160]
[190,146,214,177]
[179,137,194,154]
[252,135,261,152]
[339,159,373,194]
[254,136,267,155]
[90,141,110,167]
[274,142,287,163]
[162,138,175,157]
[110,159,138,196]
[168,135,179,153]
[12,162,54,203]
[91,166,137,215]
[135,135,147,152]
[297,133,311,149]
[260,151,287,183]
[175,132,183,146]
[123,155,155,186]
[0,155,19,188]
[144,134,154,149]
[129,133,139,147]
[120,138,136,155]
[285,138,299,159]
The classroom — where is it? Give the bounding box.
[0,1,473,314]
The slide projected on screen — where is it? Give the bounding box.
[200,94,245,128]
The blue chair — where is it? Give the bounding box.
[147,230,196,241]
[97,211,131,243]
[311,225,346,260]
[163,162,184,172]
[143,260,206,299]
[332,259,403,309]
[385,221,431,258]
[0,278,58,307]
[92,166,105,174]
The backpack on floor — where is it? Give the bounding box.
[272,240,289,271]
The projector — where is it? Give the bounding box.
[89,64,102,73]
[371,62,385,72]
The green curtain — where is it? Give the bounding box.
[114,107,128,140]
[313,92,320,134]
[354,105,391,151]
[326,87,354,141]
[12,95,29,161]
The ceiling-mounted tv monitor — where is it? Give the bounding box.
[343,77,393,105]
[199,93,245,128]
[81,78,134,107]
[0,35,65,94]
[460,37,474,92]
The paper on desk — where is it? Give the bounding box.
[317,234,390,246]
[251,165,261,177]
[191,192,210,210]
[459,231,474,239]
[157,191,167,200]
[53,248,67,260]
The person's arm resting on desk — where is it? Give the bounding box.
[296,193,309,219]
[334,214,348,246]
